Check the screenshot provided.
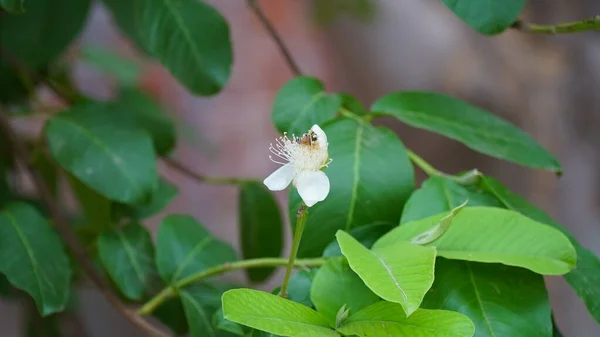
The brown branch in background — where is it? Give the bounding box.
[247,0,302,76]
[511,15,600,34]
[0,114,170,337]
[162,157,254,185]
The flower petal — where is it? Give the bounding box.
[311,124,328,150]
[296,170,330,207]
[264,163,295,191]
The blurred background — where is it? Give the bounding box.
[3,0,600,336]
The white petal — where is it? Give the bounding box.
[311,124,328,150]
[296,170,330,207]
[264,163,295,191]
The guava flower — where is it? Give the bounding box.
[264,125,331,207]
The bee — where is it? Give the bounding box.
[296,130,318,146]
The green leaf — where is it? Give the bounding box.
[371,92,560,173]
[152,298,189,335]
[135,0,232,95]
[81,46,141,86]
[323,222,393,258]
[410,200,467,245]
[423,259,551,337]
[310,258,379,325]
[214,307,246,336]
[287,269,318,307]
[156,214,237,284]
[341,93,368,115]
[100,0,146,52]
[479,175,600,323]
[376,207,576,275]
[238,182,283,283]
[45,101,158,204]
[112,88,176,155]
[272,76,342,135]
[337,301,475,337]
[181,284,222,337]
[336,230,436,316]
[97,223,158,301]
[0,203,71,315]
[68,175,112,233]
[222,289,339,337]
[440,0,526,35]
[1,0,25,13]
[290,118,414,257]
[114,177,178,220]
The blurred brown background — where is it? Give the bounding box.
[3,0,600,336]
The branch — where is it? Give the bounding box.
[138,257,325,315]
[162,157,255,185]
[247,0,302,76]
[0,113,170,337]
[511,15,600,34]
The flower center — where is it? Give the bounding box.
[269,133,329,171]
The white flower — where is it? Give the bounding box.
[264,124,332,207]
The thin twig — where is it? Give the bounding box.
[247,0,302,76]
[162,157,255,185]
[0,113,170,337]
[511,15,600,34]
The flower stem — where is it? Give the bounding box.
[138,256,324,315]
[279,204,309,298]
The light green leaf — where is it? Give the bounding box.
[376,207,576,275]
[222,289,339,337]
[156,214,237,284]
[81,46,141,86]
[112,88,176,155]
[45,101,158,204]
[338,301,475,337]
[239,182,283,283]
[114,177,178,220]
[336,230,436,316]
[371,92,560,172]
[1,0,25,13]
[423,259,552,337]
[272,76,342,135]
[97,223,158,300]
[310,258,379,326]
[440,0,526,35]
[411,199,467,245]
[287,269,318,307]
[480,175,600,323]
[135,0,232,95]
[290,118,414,257]
[0,203,71,315]
[323,222,393,258]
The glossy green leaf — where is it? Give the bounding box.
[290,118,414,257]
[440,0,526,35]
[336,230,436,316]
[272,76,342,135]
[214,307,246,336]
[337,301,475,337]
[423,259,551,337]
[0,203,71,315]
[376,207,576,275]
[135,0,232,95]
[1,0,25,13]
[288,269,318,307]
[323,222,393,258]
[371,92,560,172]
[101,0,146,52]
[156,214,237,284]
[97,223,158,300]
[114,177,178,220]
[222,289,339,337]
[81,46,141,86]
[112,88,176,155]
[480,175,600,323]
[181,284,222,337]
[239,182,283,283]
[310,258,379,325]
[45,101,158,204]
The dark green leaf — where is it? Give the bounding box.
[1,0,25,13]
[290,118,414,257]
[423,259,551,337]
[214,307,246,335]
[272,76,342,135]
[440,0,526,35]
[371,92,561,172]
[100,0,146,52]
[323,222,393,258]
[0,203,71,315]
[310,258,379,325]
[135,0,232,95]
[156,214,237,284]
[340,93,368,115]
[112,88,176,155]
[114,177,178,220]
[480,175,600,323]
[287,269,318,307]
[45,101,158,204]
[68,175,112,233]
[152,298,188,335]
[97,223,158,301]
[181,284,222,337]
[81,46,141,86]
[239,182,283,283]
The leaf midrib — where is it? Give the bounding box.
[467,262,496,337]
[170,235,213,283]
[345,121,363,231]
[115,228,146,289]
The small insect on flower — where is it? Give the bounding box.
[264,124,332,207]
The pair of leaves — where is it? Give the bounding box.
[222,289,475,337]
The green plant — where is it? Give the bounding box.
[1,1,599,336]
